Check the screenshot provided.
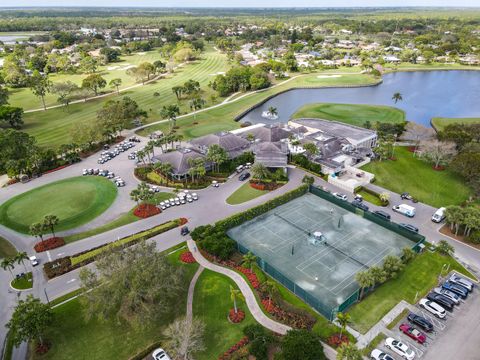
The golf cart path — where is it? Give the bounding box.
[186,265,204,323]
[186,239,337,360]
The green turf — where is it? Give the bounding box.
[226,182,269,205]
[355,189,385,207]
[0,176,117,234]
[193,269,256,360]
[63,192,171,243]
[362,146,472,207]
[31,250,198,360]
[431,117,480,132]
[20,45,229,148]
[137,73,379,140]
[10,272,33,290]
[291,103,405,127]
[0,236,17,258]
[348,251,475,334]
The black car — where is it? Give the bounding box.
[351,200,369,212]
[427,292,455,311]
[399,223,419,233]
[374,210,391,221]
[239,172,250,181]
[180,226,190,236]
[407,313,433,332]
[401,192,412,200]
[442,281,469,299]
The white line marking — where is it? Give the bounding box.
[47,251,52,262]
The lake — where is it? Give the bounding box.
[239,70,480,127]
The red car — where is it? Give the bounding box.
[399,323,427,344]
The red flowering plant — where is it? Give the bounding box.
[228,309,245,323]
[179,251,196,264]
[133,204,161,218]
[218,336,249,360]
[34,237,65,252]
[327,334,349,348]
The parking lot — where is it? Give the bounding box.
[371,272,477,360]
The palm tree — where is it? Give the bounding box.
[15,252,29,273]
[355,270,374,300]
[262,280,277,307]
[160,104,180,131]
[230,285,245,314]
[43,214,59,238]
[379,192,390,204]
[242,252,257,270]
[130,189,141,205]
[392,92,403,104]
[189,97,206,122]
[267,106,278,118]
[161,162,173,186]
[336,343,363,360]
[29,222,44,241]
[250,162,271,181]
[1,258,15,280]
[336,312,351,338]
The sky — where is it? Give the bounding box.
[2,0,480,7]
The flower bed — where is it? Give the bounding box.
[218,337,250,360]
[34,237,65,252]
[43,219,184,279]
[179,251,196,264]
[133,203,161,218]
[228,309,245,323]
[327,333,349,348]
[249,180,286,191]
[179,217,188,225]
[235,266,260,289]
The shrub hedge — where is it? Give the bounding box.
[43,218,184,279]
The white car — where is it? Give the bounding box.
[212,180,219,187]
[333,192,348,201]
[29,256,39,267]
[159,202,166,210]
[419,298,446,318]
[192,193,198,201]
[370,349,395,360]
[449,274,473,292]
[385,337,415,360]
[152,348,171,360]
[82,169,88,176]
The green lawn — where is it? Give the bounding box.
[63,192,171,243]
[193,270,257,360]
[0,236,16,258]
[362,146,472,207]
[226,182,269,205]
[0,176,117,234]
[10,272,33,290]
[431,117,480,132]
[291,103,405,127]
[20,45,229,148]
[137,73,379,140]
[349,251,475,334]
[355,189,385,207]
[30,249,198,360]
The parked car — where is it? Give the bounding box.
[407,313,433,332]
[449,273,474,292]
[245,162,252,168]
[174,198,181,206]
[159,202,166,210]
[82,169,88,176]
[442,281,468,299]
[370,349,395,360]
[419,298,446,318]
[192,193,198,201]
[152,348,171,360]
[431,207,446,223]
[103,144,110,150]
[352,200,369,212]
[374,210,391,221]
[212,180,219,187]
[29,256,39,267]
[87,169,94,175]
[433,287,460,305]
[93,168,100,175]
[392,204,416,217]
[399,323,427,344]
[116,181,125,187]
[333,192,348,201]
[186,195,193,203]
[239,172,250,181]
[354,194,363,202]
[385,337,415,360]
[426,292,454,311]
[236,165,244,173]
[399,223,419,233]
[180,226,190,236]
[401,192,413,200]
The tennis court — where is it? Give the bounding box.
[227,192,414,315]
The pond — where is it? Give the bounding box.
[239,70,480,127]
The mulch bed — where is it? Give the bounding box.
[439,224,480,250]
[432,165,445,171]
[228,309,245,323]
[133,204,161,218]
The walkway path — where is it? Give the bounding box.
[186,239,338,360]
[186,265,204,324]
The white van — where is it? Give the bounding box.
[392,204,416,218]
[236,165,244,173]
[431,207,446,223]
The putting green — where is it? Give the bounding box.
[0,176,117,234]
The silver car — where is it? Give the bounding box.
[450,274,474,292]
